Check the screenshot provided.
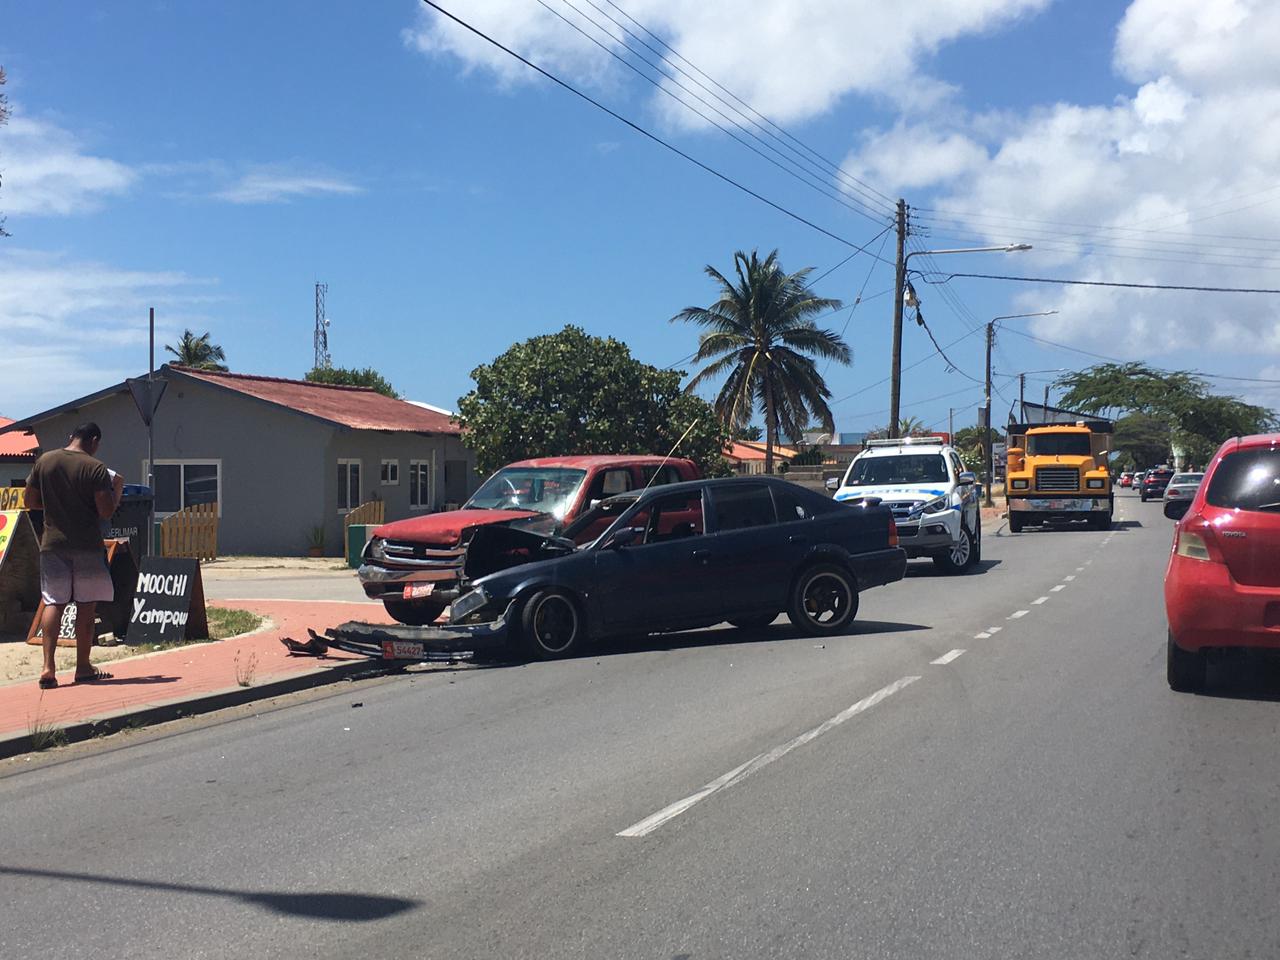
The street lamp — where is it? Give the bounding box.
[983,310,1058,506]
[890,244,1032,439]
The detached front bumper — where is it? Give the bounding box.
[1008,497,1111,514]
[316,604,516,661]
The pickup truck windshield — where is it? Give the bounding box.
[465,468,588,519]
[845,454,948,485]
[1027,434,1092,457]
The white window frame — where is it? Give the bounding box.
[380,459,400,486]
[409,458,433,511]
[143,458,223,518]
[337,459,362,513]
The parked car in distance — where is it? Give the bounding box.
[1119,471,1133,488]
[449,475,908,658]
[1140,466,1174,501]
[1162,472,1204,506]
[1164,434,1280,691]
[359,455,701,624]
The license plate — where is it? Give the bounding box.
[402,582,435,601]
[382,640,425,660]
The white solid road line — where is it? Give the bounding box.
[1009,610,1030,619]
[617,676,921,839]
[1032,596,1050,605]
[931,649,966,665]
[1050,584,1066,592]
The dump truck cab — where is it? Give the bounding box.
[1005,420,1113,533]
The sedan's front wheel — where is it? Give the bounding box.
[787,564,859,635]
[520,589,584,659]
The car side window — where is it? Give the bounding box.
[713,483,777,531]
[641,491,705,543]
[585,468,634,503]
[771,484,812,522]
[641,464,684,487]
[949,452,964,478]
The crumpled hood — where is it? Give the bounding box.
[836,483,948,504]
[373,509,540,546]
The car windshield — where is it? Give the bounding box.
[1171,474,1203,485]
[1026,433,1092,456]
[1204,449,1280,512]
[464,467,588,519]
[845,454,948,486]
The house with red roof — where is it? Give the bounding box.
[0,366,477,555]
[0,416,40,487]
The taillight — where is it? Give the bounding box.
[1174,520,1223,563]
[888,519,899,547]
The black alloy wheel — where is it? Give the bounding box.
[520,589,584,659]
[787,564,859,635]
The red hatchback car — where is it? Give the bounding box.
[1164,433,1280,691]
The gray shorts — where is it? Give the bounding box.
[39,550,114,606]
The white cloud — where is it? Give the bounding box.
[0,249,221,416]
[0,114,135,215]
[213,166,364,204]
[840,0,1280,360]
[404,0,1051,126]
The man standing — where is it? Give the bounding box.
[24,422,124,689]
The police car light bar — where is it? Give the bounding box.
[864,436,946,449]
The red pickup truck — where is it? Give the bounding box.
[358,455,701,624]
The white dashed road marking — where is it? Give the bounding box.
[974,632,991,640]
[1032,596,1050,605]
[987,626,1002,634]
[931,649,966,665]
[617,676,921,838]
[1050,584,1066,592]
[1065,574,1077,581]
[1009,610,1030,620]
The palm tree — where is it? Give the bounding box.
[165,330,228,371]
[673,249,851,474]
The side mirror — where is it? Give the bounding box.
[958,471,977,485]
[825,477,841,492]
[1164,500,1191,521]
[606,526,640,549]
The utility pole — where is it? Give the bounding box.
[948,407,954,440]
[984,321,995,507]
[888,199,908,439]
[314,282,331,370]
[1019,373,1026,420]
[1043,383,1050,411]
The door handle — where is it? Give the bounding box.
[691,549,712,564]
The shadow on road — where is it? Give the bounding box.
[1112,520,1144,529]
[0,865,419,922]
[1197,652,1280,703]
[905,559,1002,578]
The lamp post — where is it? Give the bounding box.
[983,311,1058,506]
[890,244,1032,439]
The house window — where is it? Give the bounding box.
[147,460,222,516]
[380,460,399,485]
[409,460,432,510]
[338,460,361,511]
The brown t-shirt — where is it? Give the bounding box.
[26,449,112,552]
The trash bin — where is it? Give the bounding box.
[108,484,153,562]
[347,524,376,569]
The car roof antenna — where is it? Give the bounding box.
[639,418,701,496]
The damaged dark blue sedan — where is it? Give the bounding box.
[448,475,907,659]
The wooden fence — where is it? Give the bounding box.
[161,502,219,560]
[344,499,385,531]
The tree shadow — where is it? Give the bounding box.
[0,865,419,922]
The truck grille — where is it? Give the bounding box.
[1035,467,1079,492]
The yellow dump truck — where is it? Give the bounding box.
[1005,420,1113,532]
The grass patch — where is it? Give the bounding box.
[28,716,67,752]
[208,607,265,641]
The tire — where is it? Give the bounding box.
[1008,511,1024,533]
[932,523,976,574]
[1167,631,1206,692]
[382,599,448,626]
[787,563,859,635]
[729,613,778,630]
[519,588,584,659]
[971,518,982,565]
[1089,511,1112,531]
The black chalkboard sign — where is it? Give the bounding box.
[126,557,209,645]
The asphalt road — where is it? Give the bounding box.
[4,490,1280,959]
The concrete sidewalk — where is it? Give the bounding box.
[0,599,395,758]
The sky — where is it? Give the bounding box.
[2,0,1279,436]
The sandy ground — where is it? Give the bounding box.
[202,556,351,575]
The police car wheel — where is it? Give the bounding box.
[933,524,975,574]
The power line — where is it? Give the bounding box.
[419,0,890,257]
[810,226,892,285]
[920,272,1280,294]
[830,327,984,408]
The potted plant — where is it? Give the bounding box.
[307,525,326,558]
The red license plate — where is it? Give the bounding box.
[382,640,425,660]
[402,582,435,601]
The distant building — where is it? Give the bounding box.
[724,441,798,474]
[1,366,479,556]
[0,416,39,487]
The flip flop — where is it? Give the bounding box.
[38,676,58,690]
[73,667,113,683]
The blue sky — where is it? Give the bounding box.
[3,0,1278,432]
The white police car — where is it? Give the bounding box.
[826,437,981,573]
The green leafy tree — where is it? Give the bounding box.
[865,417,930,441]
[305,365,399,398]
[165,329,228,371]
[672,249,851,474]
[733,424,764,443]
[1112,413,1174,469]
[456,325,730,476]
[952,425,1004,470]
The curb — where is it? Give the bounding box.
[0,656,388,761]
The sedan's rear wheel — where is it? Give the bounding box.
[520,589,584,659]
[382,599,448,626]
[1167,631,1206,692]
[787,564,858,635]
